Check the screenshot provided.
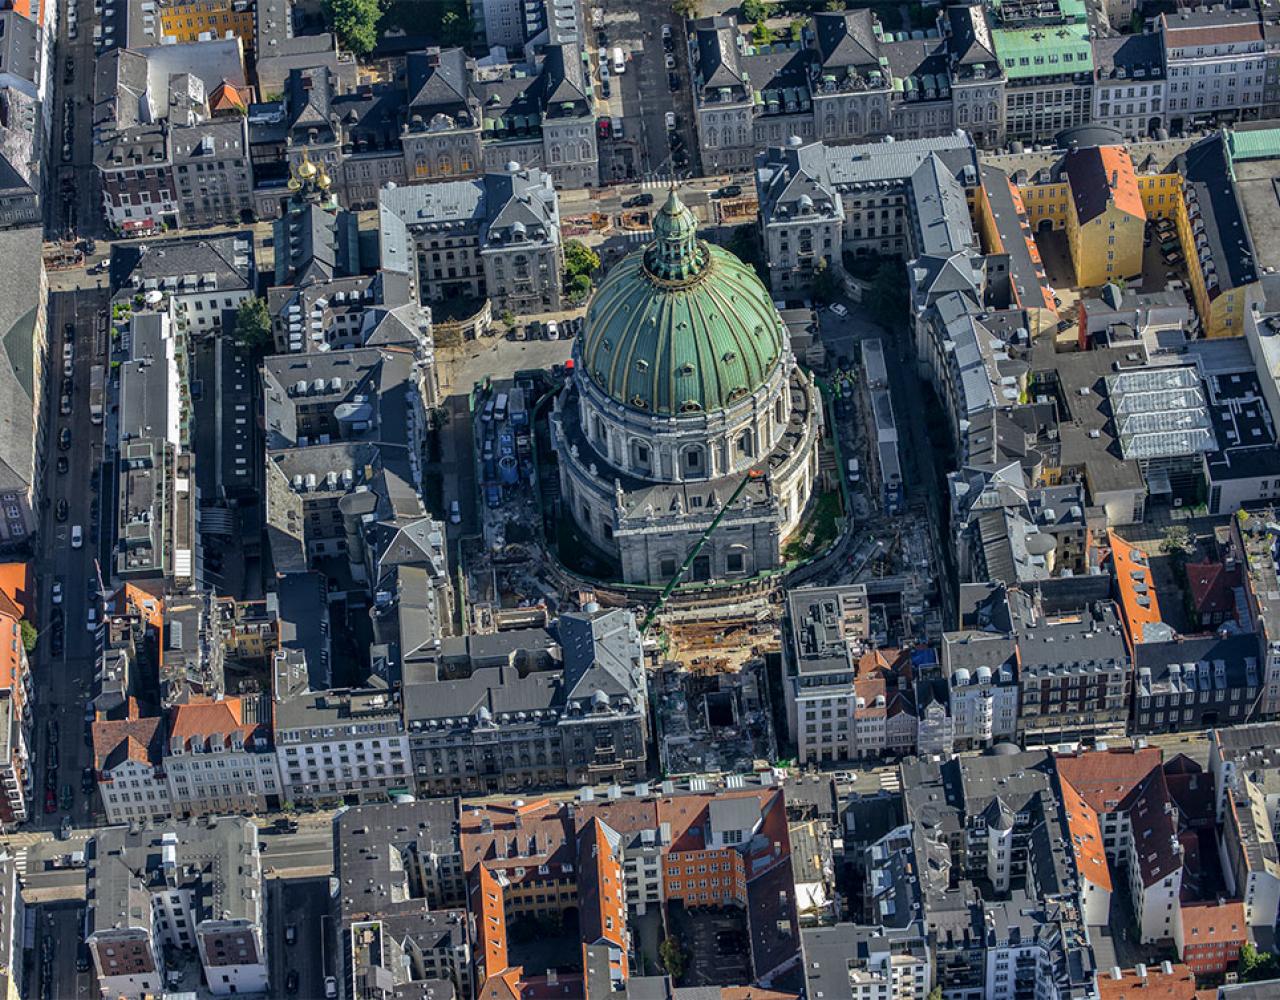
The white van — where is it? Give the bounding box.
[71,525,83,549]
[612,47,625,75]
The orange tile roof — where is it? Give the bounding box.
[114,583,165,631]
[1054,747,1163,814]
[168,696,267,751]
[92,714,166,770]
[1108,531,1163,646]
[1185,560,1242,621]
[1060,775,1112,891]
[0,615,23,713]
[1096,964,1198,1000]
[470,864,510,984]
[1180,899,1246,945]
[1064,146,1145,222]
[208,80,247,112]
[0,563,32,620]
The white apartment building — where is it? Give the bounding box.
[112,233,256,338]
[803,923,932,1000]
[88,820,267,999]
[92,716,174,824]
[1161,9,1265,130]
[164,695,283,819]
[274,683,412,806]
[947,661,1019,749]
[784,585,869,765]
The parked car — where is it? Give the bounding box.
[718,184,743,198]
[286,971,299,994]
[449,500,461,524]
[830,302,849,318]
[70,525,83,549]
[59,784,72,810]
[55,498,68,522]
[286,925,297,945]
[669,71,680,91]
[81,767,94,793]
[44,789,55,813]
[86,606,97,632]
[51,581,62,605]
[325,977,338,999]
[58,427,71,451]
[665,111,676,130]
[56,456,68,475]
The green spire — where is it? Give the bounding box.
[644,186,707,282]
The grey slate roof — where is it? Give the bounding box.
[813,10,882,70]
[91,818,261,935]
[0,226,39,495]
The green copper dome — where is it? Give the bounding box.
[579,189,785,418]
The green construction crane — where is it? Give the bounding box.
[640,468,764,634]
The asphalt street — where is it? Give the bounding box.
[598,0,699,180]
[33,289,110,838]
[46,0,101,239]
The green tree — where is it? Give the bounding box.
[440,8,469,47]
[18,620,35,654]
[233,296,273,353]
[789,18,805,41]
[811,257,841,304]
[568,273,593,302]
[672,0,701,19]
[741,0,767,23]
[658,937,685,980]
[1238,942,1279,982]
[824,0,846,10]
[1160,525,1194,557]
[751,19,770,43]
[324,0,382,56]
[563,239,601,280]
[868,261,907,331]
[926,989,943,1000]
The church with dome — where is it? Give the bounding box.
[551,189,823,586]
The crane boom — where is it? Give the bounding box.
[640,469,763,633]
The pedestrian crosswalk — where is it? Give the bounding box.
[11,848,27,877]
[878,770,901,792]
[626,228,654,243]
[640,177,674,191]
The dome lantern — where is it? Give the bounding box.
[577,185,786,418]
[643,187,707,282]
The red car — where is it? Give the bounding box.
[44,788,56,813]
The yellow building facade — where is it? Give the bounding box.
[159,0,253,48]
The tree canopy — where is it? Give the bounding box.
[233,296,273,354]
[325,0,382,56]
[563,239,600,280]
[672,0,701,20]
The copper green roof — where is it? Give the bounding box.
[580,189,784,417]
